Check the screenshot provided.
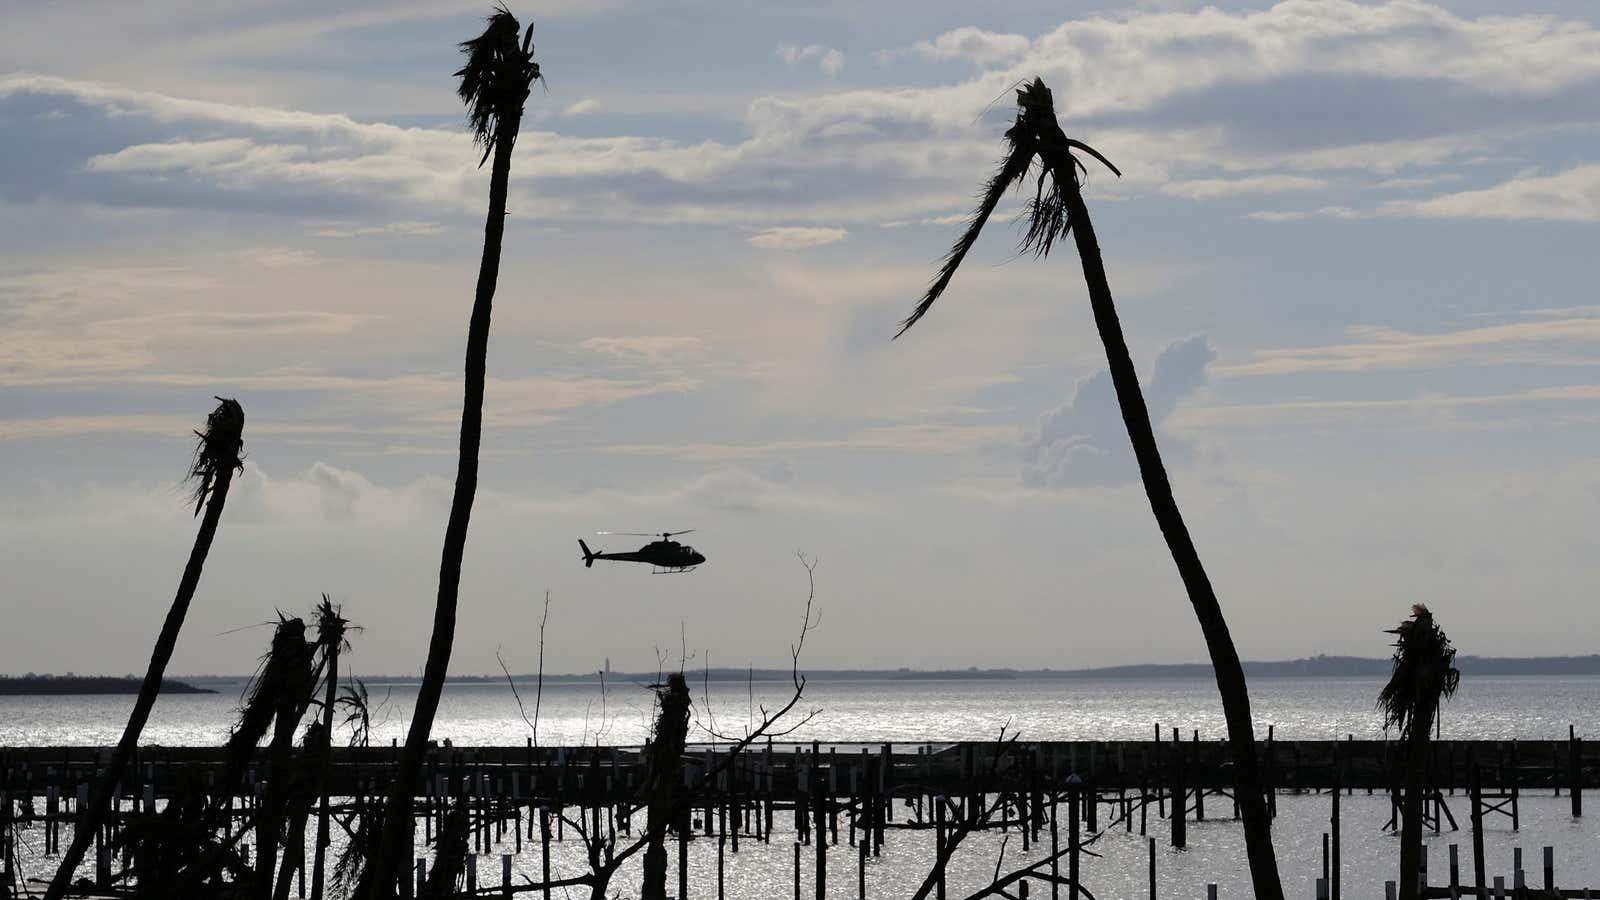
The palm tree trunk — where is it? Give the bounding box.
[1060,182,1286,900]
[1398,705,1436,900]
[363,115,522,900]
[44,464,238,900]
[310,640,339,900]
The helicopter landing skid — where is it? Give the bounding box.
[651,565,699,574]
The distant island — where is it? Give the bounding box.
[160,653,1600,687]
[0,674,215,695]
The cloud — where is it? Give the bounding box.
[906,27,1031,66]
[1217,317,1600,376]
[1022,335,1215,489]
[748,227,847,250]
[241,245,317,268]
[1161,174,1327,200]
[562,98,601,117]
[308,220,442,238]
[777,44,845,76]
[1382,164,1600,222]
[580,335,705,362]
[1245,206,1361,222]
[6,2,1600,238]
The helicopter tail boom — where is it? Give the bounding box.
[579,539,596,568]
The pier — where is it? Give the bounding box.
[3,731,1596,898]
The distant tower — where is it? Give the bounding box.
[604,657,611,675]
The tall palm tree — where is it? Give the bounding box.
[1379,604,1460,900]
[45,398,245,900]
[896,78,1285,900]
[362,10,540,897]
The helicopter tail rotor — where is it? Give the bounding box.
[579,539,596,568]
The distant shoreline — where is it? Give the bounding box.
[0,675,215,696]
[125,653,1600,687]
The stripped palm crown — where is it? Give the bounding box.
[186,396,244,517]
[455,6,541,167]
[1378,603,1461,740]
[896,77,1121,338]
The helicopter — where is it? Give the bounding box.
[579,530,706,573]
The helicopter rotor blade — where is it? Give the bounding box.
[662,529,696,537]
[597,531,657,537]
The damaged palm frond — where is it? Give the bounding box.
[896,77,1119,338]
[456,5,541,166]
[1379,603,1461,741]
[186,396,245,517]
[338,678,375,748]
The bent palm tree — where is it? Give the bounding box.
[1379,604,1459,900]
[362,10,540,897]
[896,78,1285,900]
[46,397,245,900]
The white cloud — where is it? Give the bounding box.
[1245,205,1361,222]
[562,98,601,117]
[907,27,1030,66]
[1162,174,1327,200]
[1217,317,1600,377]
[241,245,317,268]
[1383,164,1600,222]
[776,44,845,75]
[748,227,848,250]
[308,220,442,238]
[580,335,705,362]
[1022,335,1216,488]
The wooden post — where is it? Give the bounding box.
[679,803,690,900]
[1492,877,1504,900]
[1147,836,1156,900]
[1068,778,1080,899]
[934,796,947,900]
[815,743,827,900]
[1448,844,1460,900]
[1543,846,1553,893]
[1331,774,1341,900]
[540,807,551,900]
[1471,766,1486,894]
[1571,727,1583,818]
[1321,832,1329,889]
[794,841,802,900]
[1170,741,1186,849]
[858,834,867,900]
[717,834,726,900]
[1050,795,1060,900]
[415,859,425,898]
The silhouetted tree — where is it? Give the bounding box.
[46,398,245,900]
[309,597,350,900]
[362,10,540,898]
[1380,604,1459,900]
[896,78,1284,900]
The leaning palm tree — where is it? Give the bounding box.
[1379,604,1460,900]
[896,78,1285,900]
[361,9,540,898]
[45,398,245,900]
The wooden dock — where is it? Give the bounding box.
[3,732,1595,898]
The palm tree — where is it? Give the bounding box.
[45,398,245,900]
[362,10,540,897]
[1379,604,1460,900]
[310,597,351,900]
[896,78,1285,900]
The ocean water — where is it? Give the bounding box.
[3,675,1598,747]
[5,676,1599,894]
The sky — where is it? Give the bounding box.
[3,0,1599,679]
